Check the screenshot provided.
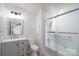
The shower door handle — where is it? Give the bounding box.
[48,39,50,41]
[48,39,50,44]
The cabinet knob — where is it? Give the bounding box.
[22,42,24,44]
[17,42,18,46]
[22,48,24,51]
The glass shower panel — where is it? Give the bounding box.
[57,9,79,56]
[45,18,59,51]
[45,8,79,56]
[58,10,79,33]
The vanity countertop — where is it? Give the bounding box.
[1,37,27,43]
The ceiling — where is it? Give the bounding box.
[5,3,42,13]
[4,3,72,13]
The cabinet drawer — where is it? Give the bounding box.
[18,48,28,56]
[0,52,1,56]
[18,40,29,47]
[19,52,26,56]
[19,47,26,52]
[0,43,1,50]
[0,48,1,52]
[0,49,1,56]
[18,40,28,44]
[19,50,29,56]
[0,49,1,53]
[18,43,26,47]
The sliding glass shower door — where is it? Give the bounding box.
[45,17,59,51]
[45,7,79,56]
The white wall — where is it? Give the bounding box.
[36,9,45,47]
[42,3,72,20]
[0,4,37,41]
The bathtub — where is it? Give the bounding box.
[58,46,78,56]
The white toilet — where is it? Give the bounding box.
[30,45,39,56]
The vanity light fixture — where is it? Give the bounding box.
[14,12,18,15]
[19,13,21,15]
[11,11,13,13]
[11,11,21,15]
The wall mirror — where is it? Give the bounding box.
[8,19,23,36]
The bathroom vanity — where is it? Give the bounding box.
[1,38,31,56]
[0,7,29,56]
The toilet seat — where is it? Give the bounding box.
[30,45,39,56]
[31,45,39,50]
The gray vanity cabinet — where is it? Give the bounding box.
[2,41,18,56]
[2,40,30,56]
[18,40,30,56]
[0,43,1,56]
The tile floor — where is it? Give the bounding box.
[39,47,63,56]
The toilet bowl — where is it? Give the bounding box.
[30,45,39,56]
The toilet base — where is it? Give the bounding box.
[31,53,38,56]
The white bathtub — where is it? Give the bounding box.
[58,46,78,56]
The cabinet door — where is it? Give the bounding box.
[2,41,18,56]
[18,40,29,56]
[0,43,1,56]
